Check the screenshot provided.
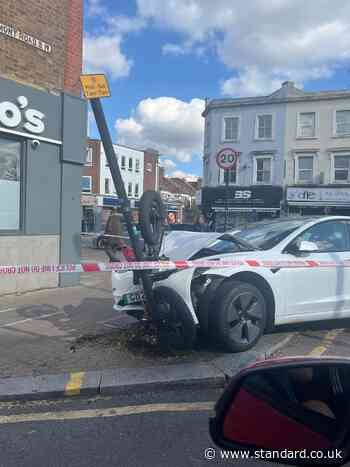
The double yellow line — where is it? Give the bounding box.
[308,329,343,356]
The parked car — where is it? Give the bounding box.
[112,216,350,352]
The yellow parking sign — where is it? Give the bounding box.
[80,74,111,99]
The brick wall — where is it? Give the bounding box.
[143,149,159,192]
[64,0,83,95]
[83,139,101,193]
[0,0,83,95]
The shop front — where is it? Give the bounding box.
[202,185,283,231]
[0,76,86,294]
[286,186,350,216]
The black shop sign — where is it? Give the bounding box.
[202,185,283,211]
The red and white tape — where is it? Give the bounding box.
[0,258,350,275]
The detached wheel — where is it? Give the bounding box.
[97,237,105,249]
[210,280,267,352]
[139,191,165,246]
[154,286,196,351]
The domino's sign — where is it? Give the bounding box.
[0,96,45,135]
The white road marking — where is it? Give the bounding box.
[0,308,17,314]
[0,311,65,328]
[0,402,214,425]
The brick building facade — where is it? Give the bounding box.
[0,0,83,95]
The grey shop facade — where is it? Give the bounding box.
[202,185,283,231]
[0,76,86,294]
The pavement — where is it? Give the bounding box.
[1,247,350,402]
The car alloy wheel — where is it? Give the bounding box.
[211,280,267,353]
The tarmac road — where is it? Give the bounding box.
[0,385,290,467]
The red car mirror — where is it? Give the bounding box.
[210,357,350,465]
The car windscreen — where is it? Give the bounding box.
[234,220,307,250]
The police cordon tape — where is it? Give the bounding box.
[1,258,350,275]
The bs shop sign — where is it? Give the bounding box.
[216,148,241,170]
[0,96,45,135]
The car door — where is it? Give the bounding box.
[281,219,350,322]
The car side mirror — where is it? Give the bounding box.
[286,240,319,255]
[210,358,350,465]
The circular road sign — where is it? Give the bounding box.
[216,148,240,170]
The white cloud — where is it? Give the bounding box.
[83,35,132,79]
[137,0,350,94]
[87,0,106,16]
[116,97,205,163]
[170,170,199,181]
[107,15,147,34]
[162,43,187,56]
[221,68,286,97]
[161,159,177,169]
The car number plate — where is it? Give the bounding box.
[121,291,145,305]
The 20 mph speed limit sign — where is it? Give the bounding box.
[216,148,241,170]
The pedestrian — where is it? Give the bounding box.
[104,207,128,262]
[195,213,210,232]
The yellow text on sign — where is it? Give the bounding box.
[80,74,111,99]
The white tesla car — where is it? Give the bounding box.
[112,216,350,352]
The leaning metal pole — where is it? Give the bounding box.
[90,98,156,313]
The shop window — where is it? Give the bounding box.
[296,155,314,183]
[135,159,140,173]
[81,207,95,233]
[223,116,239,141]
[105,178,110,194]
[335,110,350,137]
[128,182,132,197]
[297,112,316,138]
[81,176,92,193]
[334,155,350,182]
[85,147,93,166]
[128,158,133,171]
[121,156,126,170]
[135,183,139,198]
[255,114,273,140]
[0,137,21,230]
[254,157,272,184]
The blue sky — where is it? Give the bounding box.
[84,0,350,179]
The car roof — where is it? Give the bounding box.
[227,215,350,234]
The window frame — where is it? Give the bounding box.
[295,154,315,184]
[128,158,133,172]
[121,156,126,170]
[222,115,240,142]
[135,159,140,173]
[219,159,239,185]
[334,110,350,137]
[135,183,139,198]
[331,153,350,183]
[0,135,24,234]
[127,182,133,197]
[255,113,274,141]
[253,155,273,185]
[284,220,350,254]
[81,175,92,193]
[296,111,317,139]
[104,178,110,194]
[85,147,93,166]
